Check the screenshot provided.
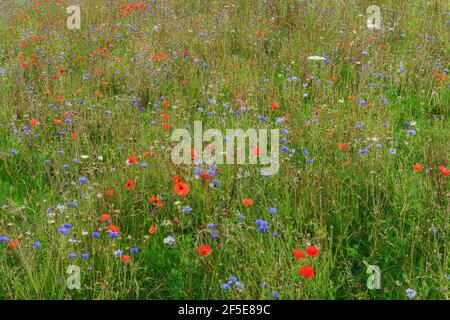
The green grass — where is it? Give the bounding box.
[0,0,448,300]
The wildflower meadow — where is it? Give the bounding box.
[0,0,449,301]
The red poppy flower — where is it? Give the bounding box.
[121,255,131,263]
[299,265,314,279]
[7,239,20,249]
[127,156,138,165]
[105,189,114,197]
[200,172,213,181]
[412,164,423,171]
[271,101,280,110]
[143,151,152,158]
[173,176,182,184]
[338,143,348,151]
[198,245,212,257]
[438,165,450,176]
[242,198,253,207]
[174,182,190,196]
[292,249,305,259]
[148,225,156,234]
[29,118,39,126]
[100,214,110,222]
[305,245,320,257]
[149,196,163,207]
[125,179,135,190]
[108,225,120,233]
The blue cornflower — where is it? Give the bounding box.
[211,179,221,188]
[130,248,138,254]
[58,227,70,235]
[407,129,416,135]
[81,253,90,260]
[109,232,119,238]
[271,291,279,299]
[68,253,77,259]
[79,177,88,184]
[164,236,175,245]
[183,206,192,214]
[269,207,277,214]
[139,162,148,169]
[92,232,101,238]
[405,288,417,299]
[221,283,231,290]
[255,219,269,233]
[389,148,396,155]
[32,242,42,248]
